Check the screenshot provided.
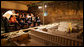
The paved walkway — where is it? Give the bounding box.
[13,39,46,46]
[26,39,46,46]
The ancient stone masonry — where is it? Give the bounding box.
[28,1,83,24]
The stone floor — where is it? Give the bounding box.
[9,39,46,46]
[13,39,46,46]
[1,37,46,46]
[26,39,46,46]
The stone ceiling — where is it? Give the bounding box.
[7,1,55,5]
[7,1,41,5]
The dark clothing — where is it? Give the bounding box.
[16,18,22,23]
[10,22,20,30]
[22,18,25,21]
[2,17,9,33]
[25,18,29,23]
[19,22,26,25]
[35,17,41,26]
[19,19,27,29]
[35,17,38,22]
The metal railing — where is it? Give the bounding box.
[29,30,83,46]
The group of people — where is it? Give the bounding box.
[2,10,41,32]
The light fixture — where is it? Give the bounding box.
[38,6,42,9]
[45,5,47,8]
[38,5,47,9]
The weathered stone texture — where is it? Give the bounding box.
[28,1,83,24]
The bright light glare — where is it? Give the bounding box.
[38,5,47,9]
[38,6,42,9]
[45,5,47,8]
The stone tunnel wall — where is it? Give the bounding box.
[28,1,83,24]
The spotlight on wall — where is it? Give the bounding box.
[45,5,47,8]
[38,6,42,9]
[38,5,47,9]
